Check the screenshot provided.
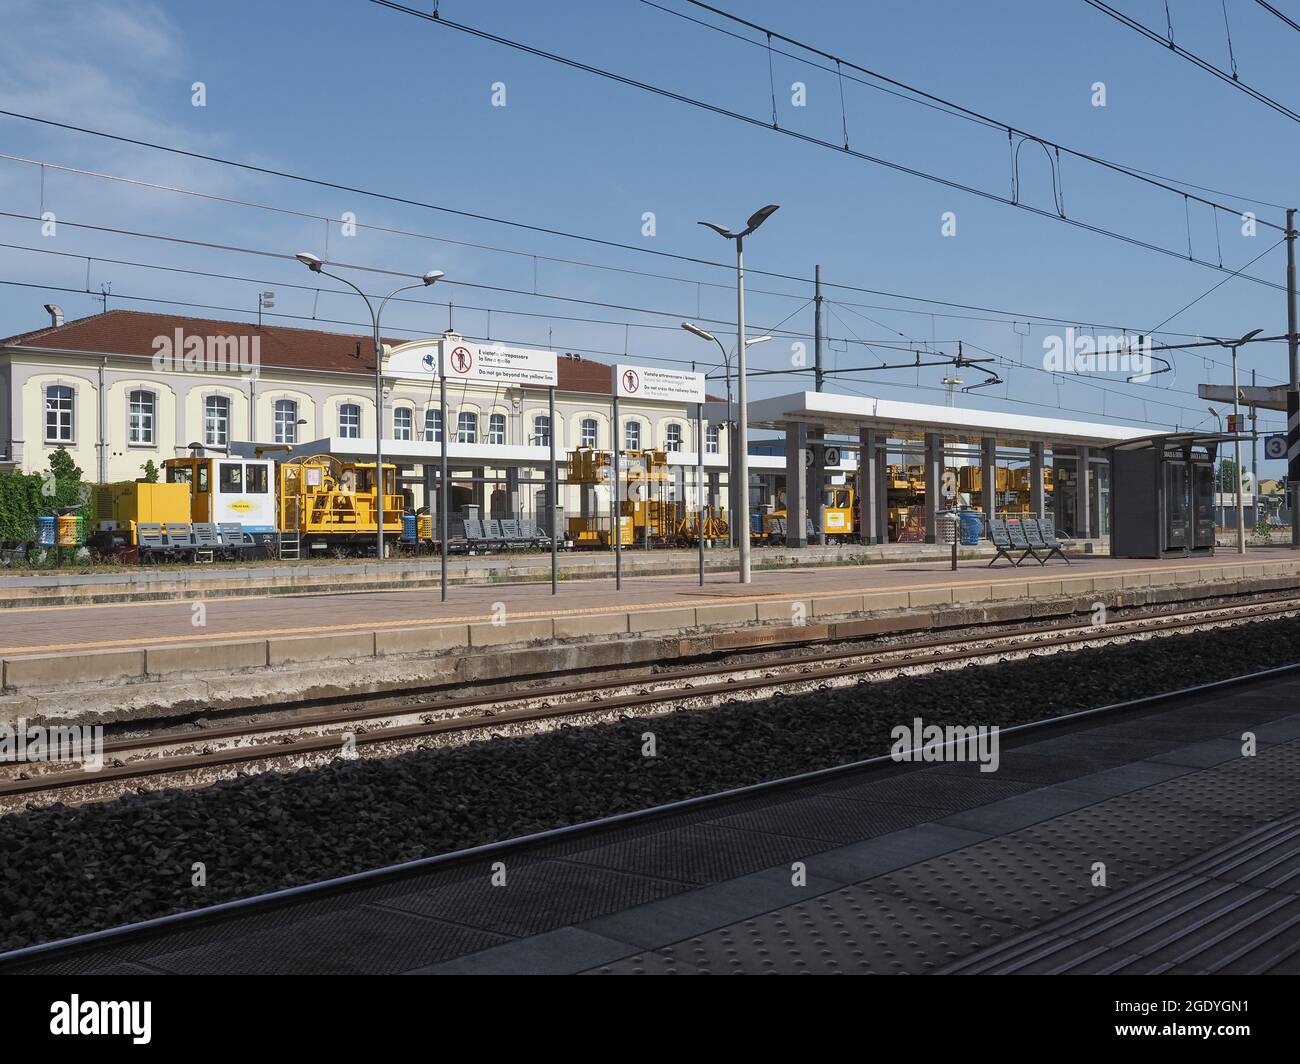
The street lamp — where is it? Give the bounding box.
[696,204,780,584]
[681,323,770,548]
[296,253,444,560]
[1214,328,1264,555]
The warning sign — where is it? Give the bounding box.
[615,363,705,403]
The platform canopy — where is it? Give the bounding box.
[717,391,1152,448]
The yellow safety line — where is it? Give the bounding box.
[0,558,1281,658]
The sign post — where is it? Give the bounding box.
[612,391,622,589]
[386,337,560,599]
[549,385,558,595]
[616,362,706,577]
[696,402,705,586]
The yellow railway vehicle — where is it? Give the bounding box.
[276,455,403,555]
[90,480,192,549]
[566,446,685,547]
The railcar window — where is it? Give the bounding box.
[167,465,191,485]
[219,462,244,492]
[245,465,269,493]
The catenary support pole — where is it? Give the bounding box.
[439,342,449,601]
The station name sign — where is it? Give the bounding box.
[385,338,558,388]
[616,363,705,404]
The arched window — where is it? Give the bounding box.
[532,414,551,447]
[393,407,413,441]
[623,420,640,451]
[581,417,598,448]
[338,403,361,438]
[128,390,155,445]
[457,411,477,444]
[204,395,230,447]
[44,385,74,443]
[273,399,298,444]
[665,423,683,452]
[424,409,442,443]
[488,412,506,445]
[705,424,720,454]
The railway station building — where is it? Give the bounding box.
[3,306,1157,545]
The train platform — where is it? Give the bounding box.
[1,549,1298,718]
[12,670,1300,975]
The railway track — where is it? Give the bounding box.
[3,658,1296,972]
[3,592,1299,805]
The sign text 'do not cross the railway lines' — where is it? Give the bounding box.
[615,363,705,404]
[384,339,557,387]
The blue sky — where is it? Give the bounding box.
[1,0,1297,473]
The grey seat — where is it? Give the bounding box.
[1006,518,1044,566]
[499,519,527,548]
[161,523,196,560]
[1030,517,1070,564]
[988,518,1016,567]
[462,518,487,550]
[520,519,550,546]
[192,522,220,563]
[136,522,167,560]
[484,519,507,550]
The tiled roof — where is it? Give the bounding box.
[0,309,618,395]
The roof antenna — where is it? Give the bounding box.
[98,282,112,312]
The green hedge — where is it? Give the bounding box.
[0,449,92,545]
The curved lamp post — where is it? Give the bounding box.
[696,204,779,583]
[295,253,443,559]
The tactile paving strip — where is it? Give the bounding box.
[145,905,510,975]
[591,883,1020,975]
[814,768,1033,811]
[704,795,945,846]
[863,834,1105,928]
[566,824,813,884]
[378,858,686,938]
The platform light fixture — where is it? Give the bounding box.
[294,253,444,561]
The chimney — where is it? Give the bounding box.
[43,303,64,327]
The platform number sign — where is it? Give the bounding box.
[822,446,840,467]
[1265,433,1287,461]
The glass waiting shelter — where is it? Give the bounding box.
[1108,433,1234,558]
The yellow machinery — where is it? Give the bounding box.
[277,455,403,553]
[766,485,857,541]
[566,447,682,547]
[91,481,191,546]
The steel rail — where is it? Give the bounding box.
[2,659,1297,971]
[3,596,1298,799]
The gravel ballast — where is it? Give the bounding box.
[3,616,1299,951]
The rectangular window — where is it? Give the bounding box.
[339,404,360,439]
[394,407,413,441]
[581,419,598,448]
[424,410,442,443]
[706,425,720,454]
[624,421,640,451]
[245,464,269,493]
[533,415,550,447]
[204,396,230,447]
[219,462,244,492]
[274,400,297,444]
[45,385,74,443]
[128,391,155,445]
[488,413,506,445]
[666,424,683,452]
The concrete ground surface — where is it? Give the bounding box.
[0,549,1293,659]
[13,672,1300,975]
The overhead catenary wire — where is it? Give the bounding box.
[365,0,1290,294]
[1081,0,1300,123]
